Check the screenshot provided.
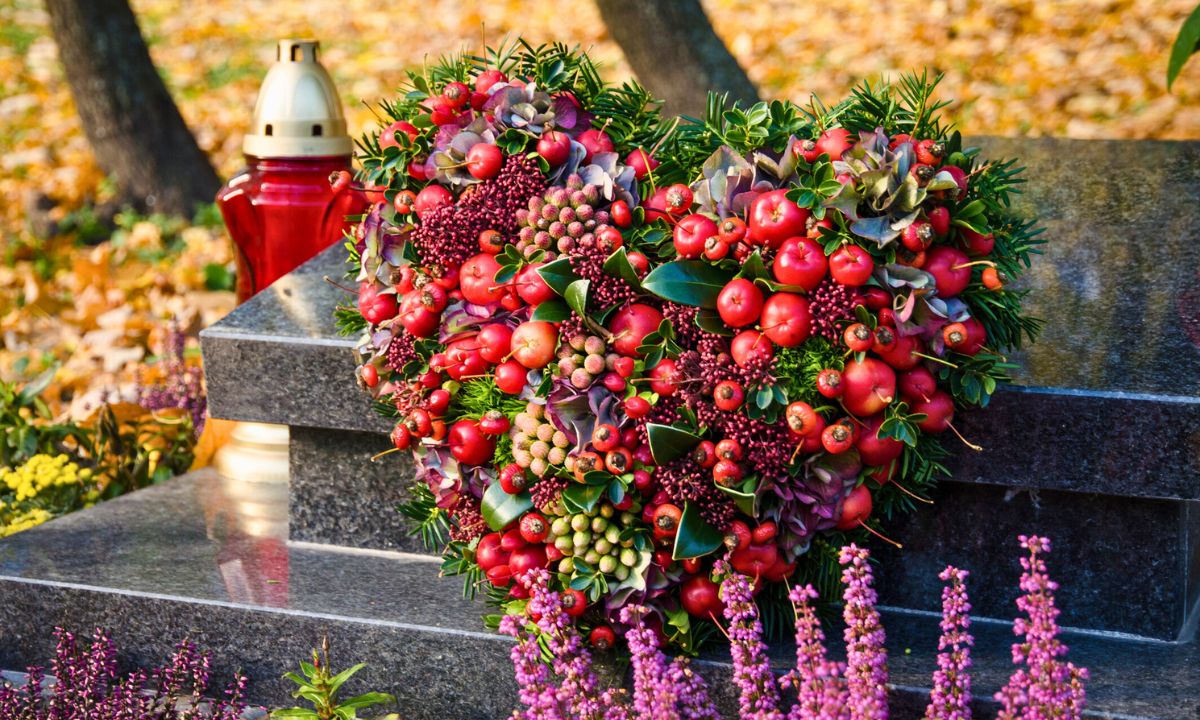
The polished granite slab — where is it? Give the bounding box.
[0,472,1197,718]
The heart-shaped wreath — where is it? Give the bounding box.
[342,41,1040,649]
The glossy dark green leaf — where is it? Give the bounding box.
[716,478,758,516]
[735,250,770,282]
[481,482,533,531]
[695,307,734,336]
[563,482,606,514]
[602,247,643,291]
[646,423,701,465]
[564,279,590,317]
[536,257,580,296]
[672,502,726,560]
[641,260,734,309]
[531,298,571,322]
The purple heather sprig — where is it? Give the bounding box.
[0,627,249,720]
[783,583,848,720]
[716,560,785,720]
[839,544,889,720]
[621,605,681,719]
[995,536,1088,720]
[924,567,973,720]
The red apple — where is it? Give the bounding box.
[716,278,765,328]
[836,484,872,530]
[476,323,514,364]
[759,293,811,347]
[773,237,828,291]
[673,214,718,259]
[515,263,555,306]
[841,358,897,416]
[510,321,558,369]
[460,253,504,305]
[829,245,874,286]
[925,246,971,298]
[747,190,809,248]
[731,329,773,367]
[608,303,664,357]
[578,129,613,163]
[414,184,453,219]
[855,414,904,467]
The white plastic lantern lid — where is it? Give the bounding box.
[242,39,353,158]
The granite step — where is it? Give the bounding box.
[0,472,1194,719]
[199,136,1200,641]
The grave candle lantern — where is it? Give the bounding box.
[216,39,366,302]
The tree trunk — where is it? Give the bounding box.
[595,0,760,118]
[44,0,220,216]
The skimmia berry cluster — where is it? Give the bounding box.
[347,41,1040,651]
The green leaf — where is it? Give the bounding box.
[695,307,734,336]
[327,663,366,694]
[716,477,759,516]
[339,692,397,709]
[672,502,725,560]
[536,257,580,296]
[1168,4,1200,90]
[646,423,701,465]
[531,299,570,322]
[564,278,590,317]
[602,247,643,291]
[641,260,734,309]
[481,482,533,531]
[735,251,770,282]
[17,364,58,404]
[563,482,606,514]
[270,710,320,720]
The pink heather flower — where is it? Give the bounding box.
[783,584,848,720]
[620,605,680,719]
[924,567,973,720]
[716,561,785,720]
[839,544,889,720]
[995,536,1089,720]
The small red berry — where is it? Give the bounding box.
[592,423,620,453]
[712,459,743,487]
[942,322,969,350]
[724,520,752,552]
[589,625,616,650]
[519,513,549,544]
[561,589,588,617]
[499,463,527,494]
[610,200,632,228]
[821,422,854,454]
[751,520,778,544]
[843,323,874,352]
[901,222,934,252]
[915,139,945,166]
[713,380,745,411]
[664,184,693,214]
[871,325,897,354]
[715,438,743,462]
[393,189,417,215]
[390,423,411,450]
[360,364,379,388]
[785,401,821,437]
[652,503,683,540]
[691,440,717,469]
[624,395,651,419]
[816,369,842,399]
[478,409,510,435]
[604,447,633,475]
[479,228,504,254]
[982,267,1003,291]
[928,207,951,236]
[718,217,747,245]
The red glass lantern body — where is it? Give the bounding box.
[217,155,365,302]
